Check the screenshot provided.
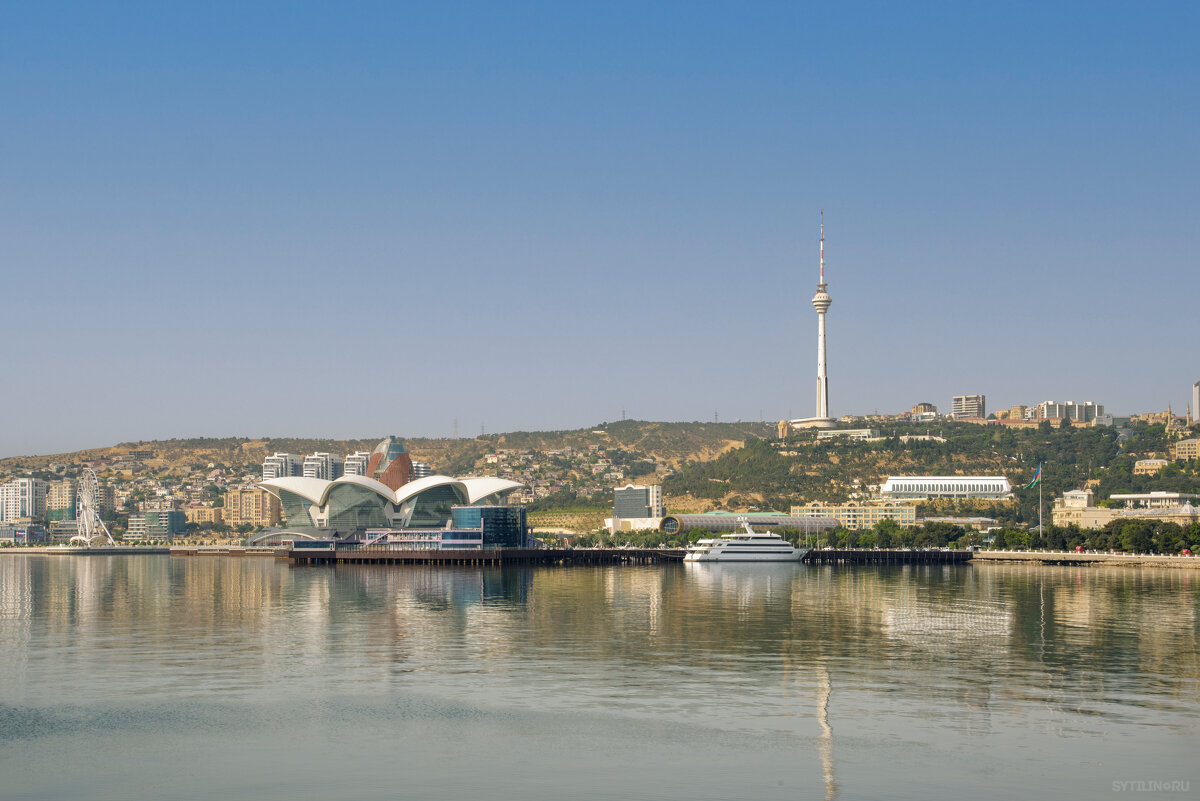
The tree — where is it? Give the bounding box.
[874,518,903,548]
[1119,521,1153,554]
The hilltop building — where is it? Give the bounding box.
[880,476,1013,500]
[1035,401,1104,422]
[952,395,986,420]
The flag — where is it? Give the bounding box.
[1023,463,1042,490]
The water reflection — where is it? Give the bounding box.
[816,664,836,801]
[0,556,1197,801]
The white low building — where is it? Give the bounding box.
[880,476,1013,500]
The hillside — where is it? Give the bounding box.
[663,420,1200,524]
[0,421,771,480]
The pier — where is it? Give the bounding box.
[803,548,972,565]
[284,546,686,566]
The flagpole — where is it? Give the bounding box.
[1038,467,1043,535]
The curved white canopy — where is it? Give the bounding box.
[260,476,334,504]
[260,473,523,510]
[459,477,523,504]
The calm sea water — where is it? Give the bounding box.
[0,555,1196,801]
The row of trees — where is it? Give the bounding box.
[993,519,1200,554]
[573,516,1200,555]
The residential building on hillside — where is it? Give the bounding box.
[790,500,916,530]
[952,395,986,420]
[1133,459,1168,475]
[1171,438,1200,461]
[880,476,1012,500]
[224,487,282,528]
[911,402,937,415]
[302,452,344,481]
[184,505,224,525]
[262,453,302,481]
[343,451,371,476]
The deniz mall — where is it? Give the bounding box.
[251,437,530,549]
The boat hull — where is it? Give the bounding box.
[684,547,810,563]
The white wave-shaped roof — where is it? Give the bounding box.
[260,474,522,507]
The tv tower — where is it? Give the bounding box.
[811,211,833,424]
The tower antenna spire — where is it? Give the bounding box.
[819,209,825,284]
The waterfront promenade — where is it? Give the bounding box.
[975,550,1200,568]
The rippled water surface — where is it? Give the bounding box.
[1,556,1197,800]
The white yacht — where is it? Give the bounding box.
[683,523,810,562]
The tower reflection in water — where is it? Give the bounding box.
[816,665,836,801]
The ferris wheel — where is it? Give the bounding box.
[70,468,115,547]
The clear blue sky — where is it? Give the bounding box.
[2,2,1197,456]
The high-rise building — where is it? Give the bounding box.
[410,460,431,481]
[125,510,186,541]
[302,453,344,481]
[224,487,283,528]
[1192,381,1199,424]
[1,478,48,522]
[952,395,986,419]
[1035,400,1104,421]
[262,453,302,481]
[613,484,664,520]
[47,480,76,521]
[343,451,371,476]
